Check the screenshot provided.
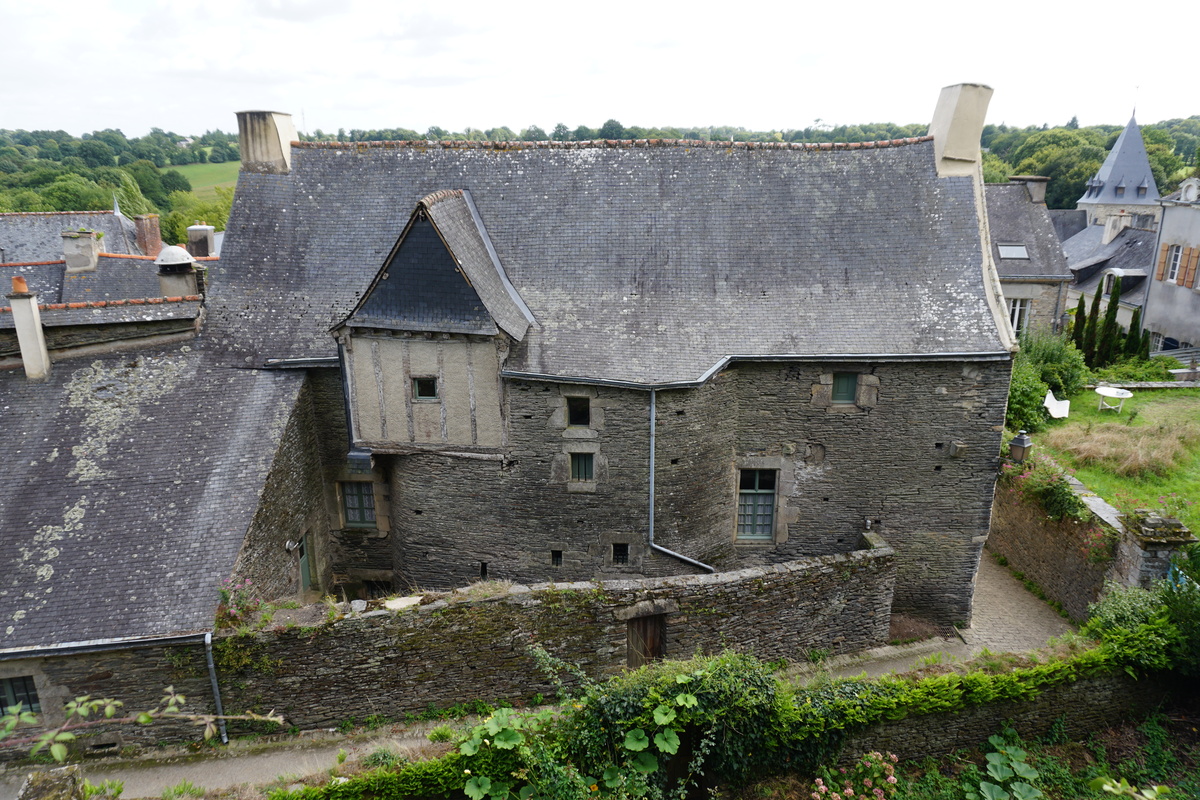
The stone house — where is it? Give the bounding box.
[0,84,1014,741]
[985,176,1072,334]
[1141,176,1200,352]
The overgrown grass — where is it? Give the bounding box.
[170,161,240,200]
[1036,389,1200,530]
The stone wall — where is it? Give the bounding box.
[0,642,213,762]
[989,480,1196,623]
[372,359,1008,623]
[842,672,1170,763]
[217,539,895,729]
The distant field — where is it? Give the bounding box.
[169,161,240,200]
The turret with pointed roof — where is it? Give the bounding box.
[1077,115,1160,226]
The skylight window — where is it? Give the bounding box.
[998,244,1029,260]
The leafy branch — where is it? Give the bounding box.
[0,687,283,762]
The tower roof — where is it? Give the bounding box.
[1077,116,1160,208]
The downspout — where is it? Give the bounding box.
[204,632,228,745]
[647,389,715,573]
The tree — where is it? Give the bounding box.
[572,125,597,141]
[1124,307,1144,358]
[1096,276,1123,368]
[161,170,192,194]
[520,125,548,142]
[1066,116,1079,130]
[1071,295,1087,352]
[1083,285,1102,367]
[598,119,624,139]
[552,123,570,142]
[485,126,516,142]
[77,139,116,168]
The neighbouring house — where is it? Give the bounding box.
[0,209,162,265]
[985,176,1072,334]
[1062,116,1162,329]
[0,84,1014,745]
[1141,176,1200,352]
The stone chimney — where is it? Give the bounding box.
[61,230,100,273]
[186,223,216,257]
[928,83,994,177]
[6,276,50,380]
[155,245,199,298]
[1103,214,1133,245]
[236,111,296,174]
[134,214,163,258]
[1009,175,1049,205]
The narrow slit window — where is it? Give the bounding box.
[570,453,594,481]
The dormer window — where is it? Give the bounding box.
[1115,185,1125,197]
[1103,272,1116,295]
[997,244,1029,260]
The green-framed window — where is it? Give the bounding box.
[832,372,858,404]
[570,453,594,481]
[737,469,776,541]
[340,481,376,528]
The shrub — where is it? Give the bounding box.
[1006,357,1049,433]
[1001,455,1087,521]
[1018,331,1091,396]
[1093,355,1184,383]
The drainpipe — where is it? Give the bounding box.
[647,389,715,573]
[204,632,228,745]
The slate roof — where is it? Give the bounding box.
[209,139,1009,385]
[984,184,1071,280]
[1048,209,1088,243]
[0,348,305,651]
[0,211,141,264]
[1077,117,1160,208]
[1064,225,1156,309]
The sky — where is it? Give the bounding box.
[3,0,1196,139]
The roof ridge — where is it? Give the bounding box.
[292,136,934,153]
[419,189,464,207]
[1,260,67,267]
[97,253,220,261]
[0,294,203,314]
[0,210,116,218]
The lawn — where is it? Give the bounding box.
[169,161,240,200]
[1035,388,1200,531]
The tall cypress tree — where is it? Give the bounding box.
[1072,295,1087,352]
[1097,276,1123,368]
[1124,307,1144,359]
[1083,285,1102,368]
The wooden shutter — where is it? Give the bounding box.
[1178,247,1191,286]
[627,615,666,668]
[1156,244,1169,280]
[1185,248,1200,288]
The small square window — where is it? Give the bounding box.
[1,676,39,713]
[412,377,438,399]
[831,372,857,404]
[612,543,629,564]
[340,481,376,528]
[551,550,563,567]
[570,453,594,481]
[566,397,590,427]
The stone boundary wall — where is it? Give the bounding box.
[842,672,1170,763]
[218,535,896,729]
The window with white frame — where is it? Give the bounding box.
[997,244,1029,259]
[737,470,775,541]
[1008,298,1030,333]
[339,481,376,528]
[1166,245,1183,282]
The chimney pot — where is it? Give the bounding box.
[11,276,29,294]
[186,223,216,258]
[5,281,50,380]
[134,214,163,258]
[62,229,100,273]
[1009,175,1049,205]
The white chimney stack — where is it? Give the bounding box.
[236,111,297,174]
[928,83,994,177]
[62,229,100,273]
[6,276,51,381]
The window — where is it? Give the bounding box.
[551,550,563,567]
[1150,332,1163,352]
[997,244,1029,259]
[1166,245,1183,282]
[1009,298,1030,333]
[340,481,376,528]
[1103,273,1117,296]
[412,377,438,400]
[566,397,590,427]
[570,453,594,481]
[737,470,775,541]
[612,543,629,564]
[2,676,39,713]
[831,372,857,404]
